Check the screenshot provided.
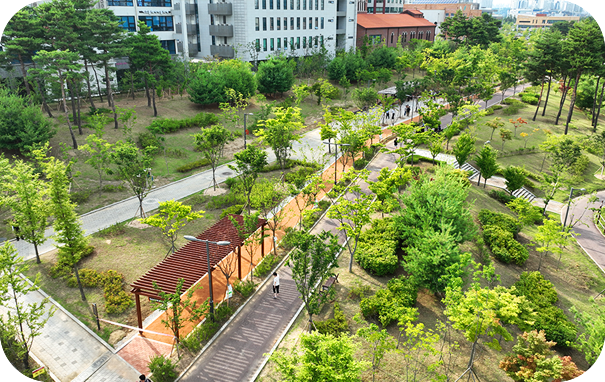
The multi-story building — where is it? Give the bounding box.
[515,13,580,29]
[402,0,482,19]
[356,10,436,47]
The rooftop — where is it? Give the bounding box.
[357,13,436,29]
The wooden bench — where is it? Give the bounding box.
[322,273,339,293]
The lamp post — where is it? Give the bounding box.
[243,113,253,149]
[323,141,350,185]
[183,236,231,319]
[563,188,586,228]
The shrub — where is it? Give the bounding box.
[233,279,255,298]
[148,354,177,382]
[285,166,318,188]
[354,219,398,276]
[491,104,503,110]
[69,190,91,204]
[254,253,280,278]
[478,209,520,236]
[220,205,244,219]
[569,154,590,176]
[488,189,516,205]
[503,98,523,106]
[176,158,211,173]
[137,131,163,155]
[207,192,242,209]
[279,227,299,251]
[147,112,219,134]
[360,276,417,326]
[353,158,368,170]
[482,225,529,265]
[314,303,349,336]
[101,270,134,315]
[503,103,526,115]
[182,320,220,352]
[214,303,234,322]
[224,177,238,189]
[317,199,331,212]
[79,268,101,288]
[484,107,495,116]
[348,280,372,300]
[514,272,558,307]
[521,94,539,105]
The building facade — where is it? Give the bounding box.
[357,11,436,47]
[515,13,580,29]
[403,1,482,19]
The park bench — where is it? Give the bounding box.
[321,273,339,294]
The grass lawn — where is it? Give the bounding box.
[258,164,605,382]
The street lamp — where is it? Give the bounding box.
[563,188,586,228]
[323,141,350,185]
[367,78,376,88]
[183,235,231,319]
[243,113,253,149]
[484,140,491,146]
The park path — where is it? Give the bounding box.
[4,81,577,381]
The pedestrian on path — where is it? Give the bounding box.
[139,374,151,382]
[405,105,411,117]
[273,272,280,299]
[394,137,398,147]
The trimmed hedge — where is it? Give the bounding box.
[513,272,577,347]
[220,204,243,218]
[354,218,399,276]
[521,94,539,105]
[482,225,529,265]
[176,158,211,173]
[360,276,417,326]
[314,303,349,336]
[478,209,520,236]
[488,189,516,205]
[147,112,219,134]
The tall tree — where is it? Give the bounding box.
[475,144,499,188]
[193,124,233,190]
[229,145,268,211]
[257,107,304,174]
[452,133,476,168]
[256,56,295,97]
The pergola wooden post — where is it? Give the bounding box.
[135,290,143,334]
[237,246,242,280]
[261,223,265,258]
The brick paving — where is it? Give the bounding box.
[117,336,174,376]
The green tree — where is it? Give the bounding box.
[193,124,233,190]
[485,117,504,140]
[368,167,412,215]
[538,164,564,216]
[507,198,542,229]
[503,165,526,195]
[272,331,369,381]
[474,144,499,187]
[0,242,54,369]
[327,170,375,272]
[0,159,51,264]
[79,124,114,190]
[229,145,268,211]
[152,278,208,344]
[142,200,204,256]
[287,231,340,331]
[500,128,513,151]
[250,178,289,256]
[499,330,584,382]
[311,78,339,106]
[339,76,352,104]
[319,118,337,154]
[256,56,295,96]
[571,299,605,366]
[188,59,256,106]
[109,141,155,218]
[355,315,397,382]
[453,133,476,167]
[352,87,379,110]
[257,107,304,174]
[534,218,569,271]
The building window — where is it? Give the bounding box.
[138,16,173,31]
[277,0,280,9]
[291,37,295,49]
[297,17,300,30]
[296,37,300,48]
[255,0,259,9]
[303,17,306,30]
[256,39,261,51]
[270,0,274,10]
[137,0,171,6]
[321,0,324,10]
[277,18,280,30]
[160,40,176,54]
[108,0,133,5]
[321,17,324,29]
[270,38,274,50]
[291,0,294,10]
[263,38,267,51]
[370,34,381,44]
[291,17,294,30]
[320,35,324,46]
[309,0,312,10]
[284,0,287,9]
[297,0,300,10]
[263,0,267,9]
[426,31,430,40]
[118,16,136,32]
[315,17,318,29]
[277,37,281,49]
[411,32,415,39]
[263,17,267,31]
[255,17,260,31]
[402,32,407,42]
[419,31,423,39]
[284,17,288,30]
[270,17,274,31]
[390,32,394,44]
[284,37,288,48]
[314,36,318,47]
[303,36,306,48]
[303,0,306,10]
[315,0,319,10]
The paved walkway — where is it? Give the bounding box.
[563,191,605,274]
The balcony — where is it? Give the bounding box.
[208,2,232,15]
[188,44,198,56]
[175,23,182,33]
[210,44,235,58]
[336,28,345,34]
[187,23,199,34]
[173,2,180,10]
[209,24,233,37]
[185,3,196,14]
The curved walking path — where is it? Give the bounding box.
[563,191,605,274]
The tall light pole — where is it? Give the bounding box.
[243,113,253,149]
[323,141,350,185]
[183,236,231,319]
[563,188,586,228]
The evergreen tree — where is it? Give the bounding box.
[256,56,295,97]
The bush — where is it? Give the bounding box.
[488,189,516,205]
[254,253,280,278]
[353,158,368,170]
[285,165,319,188]
[137,132,163,155]
[176,158,211,173]
[279,227,299,251]
[514,272,558,307]
[360,276,417,326]
[482,225,529,265]
[478,209,520,236]
[348,280,372,300]
[354,219,399,276]
[503,98,523,106]
[101,270,134,315]
[207,192,243,209]
[233,279,255,298]
[491,104,503,110]
[521,94,539,105]
[79,268,101,288]
[314,303,349,336]
[503,103,526,115]
[220,204,244,219]
[189,60,257,106]
[214,303,234,322]
[69,190,91,204]
[148,354,177,382]
[147,112,219,134]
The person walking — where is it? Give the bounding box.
[139,374,151,382]
[394,137,398,148]
[273,272,280,299]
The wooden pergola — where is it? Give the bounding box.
[130,214,266,330]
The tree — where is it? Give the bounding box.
[128,22,174,117]
[391,122,428,166]
[152,278,208,344]
[352,87,379,110]
[0,242,54,369]
[256,55,295,97]
[229,212,265,283]
[31,49,81,149]
[539,164,564,216]
[319,119,337,154]
[368,167,412,216]
[287,231,340,331]
[593,130,605,176]
[142,200,204,256]
[311,78,339,106]
[188,59,256,106]
[0,159,51,264]
[509,117,528,137]
[440,11,502,47]
[229,145,268,211]
[366,46,397,69]
[355,316,397,382]
[453,133,476,168]
[272,331,369,381]
[257,107,304,174]
[499,330,583,382]
[109,141,155,218]
[339,76,352,104]
[79,117,114,190]
[43,155,89,301]
[474,144,499,187]
[251,178,289,256]
[500,128,513,151]
[571,299,605,366]
[507,198,542,229]
[193,124,233,190]
[503,166,526,195]
[327,170,375,272]
[534,218,569,271]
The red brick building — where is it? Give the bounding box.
[357,11,437,48]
